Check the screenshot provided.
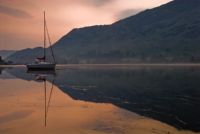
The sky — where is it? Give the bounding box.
[0,0,172,50]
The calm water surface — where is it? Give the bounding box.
[0,65,200,134]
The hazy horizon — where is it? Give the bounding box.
[0,0,172,50]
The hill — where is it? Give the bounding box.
[7,0,200,64]
[0,50,16,59]
[0,56,9,65]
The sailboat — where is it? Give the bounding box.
[26,11,56,70]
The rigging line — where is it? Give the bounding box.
[45,23,56,64]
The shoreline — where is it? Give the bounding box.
[58,63,200,66]
[1,63,200,68]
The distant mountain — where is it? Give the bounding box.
[0,50,16,59]
[6,47,44,64]
[7,0,200,64]
[0,56,8,65]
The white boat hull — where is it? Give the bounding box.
[26,63,56,70]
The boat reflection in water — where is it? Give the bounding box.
[28,70,55,127]
[27,70,56,76]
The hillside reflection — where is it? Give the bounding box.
[3,66,200,132]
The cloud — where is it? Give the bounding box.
[0,4,31,18]
[0,0,172,50]
[116,9,144,20]
[87,0,114,7]
[0,32,40,50]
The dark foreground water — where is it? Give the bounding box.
[0,65,200,134]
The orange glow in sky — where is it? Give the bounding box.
[0,0,172,50]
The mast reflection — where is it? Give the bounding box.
[28,70,55,127]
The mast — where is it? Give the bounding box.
[44,11,46,62]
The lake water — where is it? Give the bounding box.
[0,65,200,134]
